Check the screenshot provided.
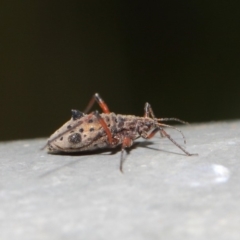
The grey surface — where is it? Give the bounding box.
[0,121,240,240]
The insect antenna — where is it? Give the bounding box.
[157,123,187,144]
[157,118,189,125]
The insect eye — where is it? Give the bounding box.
[68,133,82,144]
[71,109,85,120]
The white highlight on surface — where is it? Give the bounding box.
[188,164,230,187]
[165,163,230,187]
[212,164,230,183]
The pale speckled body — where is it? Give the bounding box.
[47,111,153,153]
[46,93,195,172]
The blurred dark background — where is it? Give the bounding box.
[1,1,240,141]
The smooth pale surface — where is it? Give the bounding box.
[0,121,240,240]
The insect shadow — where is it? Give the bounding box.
[39,140,188,178]
[39,141,155,177]
[48,141,157,156]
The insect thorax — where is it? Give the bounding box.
[100,113,154,140]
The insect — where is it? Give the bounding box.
[45,93,196,172]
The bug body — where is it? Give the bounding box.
[47,112,153,152]
[46,93,196,171]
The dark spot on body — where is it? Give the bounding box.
[105,116,110,122]
[112,116,117,123]
[70,130,74,133]
[118,122,124,128]
[68,133,81,144]
[90,127,94,132]
[130,120,137,129]
[88,119,93,123]
[60,137,63,141]
[79,128,84,133]
[84,134,86,137]
[48,146,53,151]
[107,124,110,127]
[67,125,72,129]
[111,126,117,133]
[71,109,84,120]
[117,117,124,128]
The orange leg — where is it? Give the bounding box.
[93,110,113,145]
[84,93,110,114]
[84,94,113,146]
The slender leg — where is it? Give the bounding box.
[144,102,189,124]
[143,127,160,139]
[160,127,198,156]
[120,137,133,173]
[157,123,186,144]
[93,111,113,144]
[144,102,165,137]
[144,102,188,141]
[84,94,113,145]
[142,127,196,156]
[144,102,156,118]
[84,93,110,114]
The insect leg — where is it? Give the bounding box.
[158,123,186,144]
[93,110,113,144]
[142,127,160,139]
[144,102,165,137]
[144,102,156,118]
[144,103,188,125]
[142,127,196,156]
[84,93,110,114]
[120,137,133,173]
[159,128,197,156]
